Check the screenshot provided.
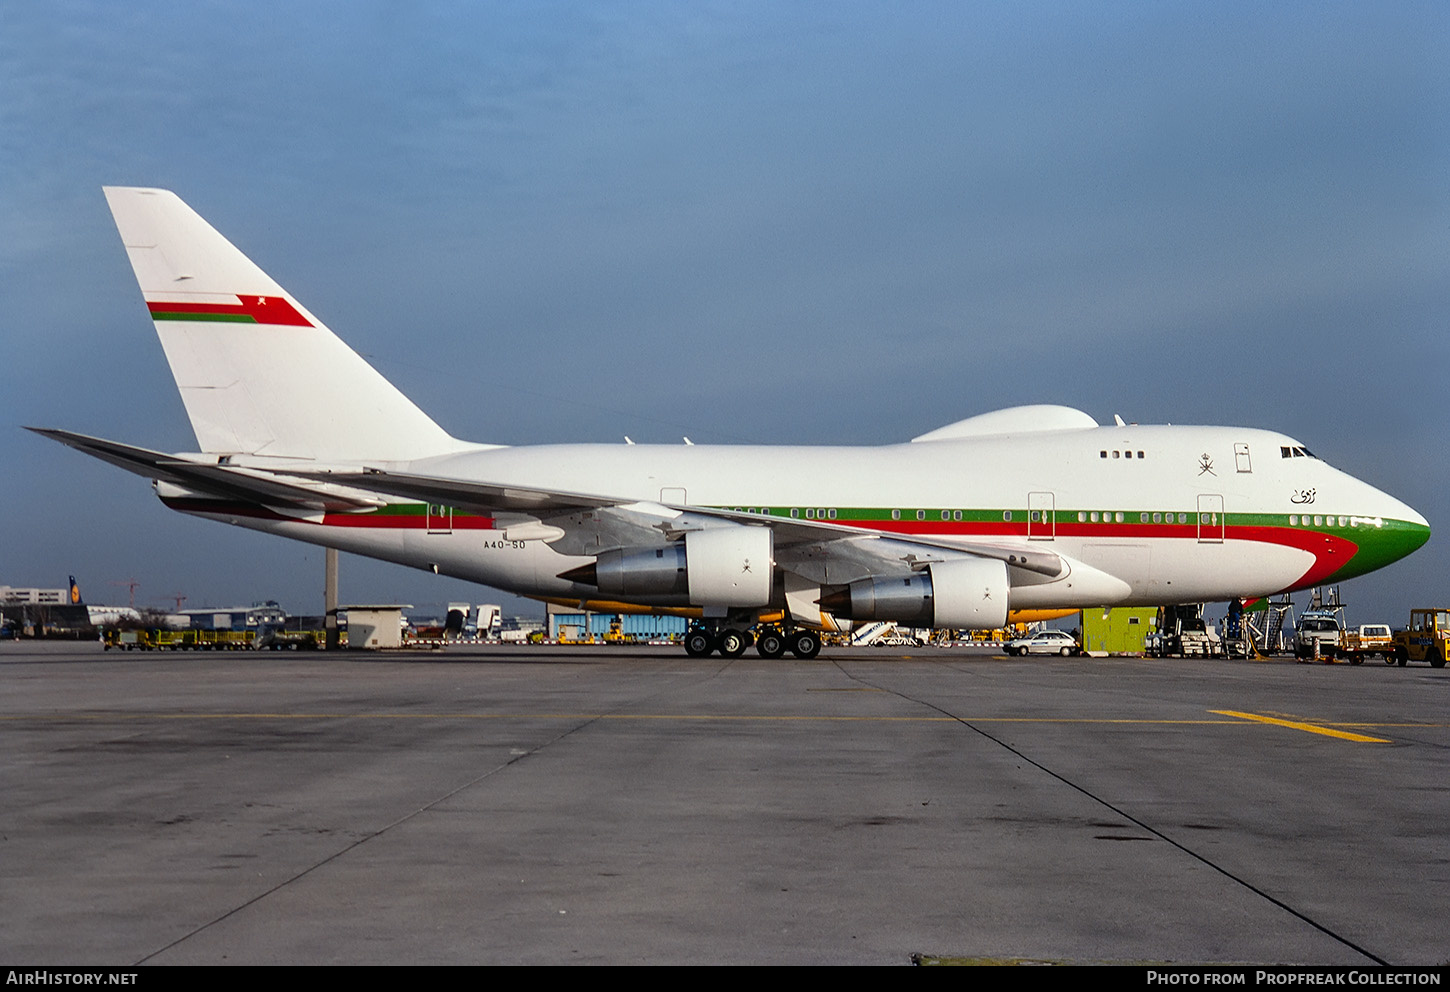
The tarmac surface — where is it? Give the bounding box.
[2,639,1447,966]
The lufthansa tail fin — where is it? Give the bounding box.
[103,187,463,463]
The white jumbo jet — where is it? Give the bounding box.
[32,188,1431,658]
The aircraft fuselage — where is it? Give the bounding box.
[161,422,1427,613]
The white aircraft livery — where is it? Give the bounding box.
[33,187,1431,658]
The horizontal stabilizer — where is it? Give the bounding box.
[28,428,384,512]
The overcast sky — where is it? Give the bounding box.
[2,1,1445,622]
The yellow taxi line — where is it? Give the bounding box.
[0,713,1426,739]
[1210,710,1391,743]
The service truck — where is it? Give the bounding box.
[1294,610,1343,660]
[1338,624,1394,665]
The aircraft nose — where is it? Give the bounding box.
[1347,490,1431,579]
[1397,499,1430,554]
[1381,484,1430,534]
[1402,500,1430,531]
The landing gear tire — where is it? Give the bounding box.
[718,628,750,658]
[684,628,715,658]
[788,630,821,660]
[755,627,786,659]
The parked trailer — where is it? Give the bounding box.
[106,629,156,651]
[105,628,260,650]
[154,630,256,650]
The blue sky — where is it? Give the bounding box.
[2,1,1445,621]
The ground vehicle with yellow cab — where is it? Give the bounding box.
[1391,609,1450,668]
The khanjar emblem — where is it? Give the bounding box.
[1197,453,1215,476]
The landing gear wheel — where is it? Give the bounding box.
[684,628,715,658]
[788,630,821,660]
[755,627,786,659]
[718,628,749,658]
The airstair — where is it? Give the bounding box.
[849,621,894,646]
[1252,595,1296,655]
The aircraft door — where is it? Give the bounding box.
[1027,491,1055,541]
[1197,494,1224,544]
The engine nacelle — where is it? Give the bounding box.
[594,545,689,597]
[684,527,773,606]
[562,526,773,608]
[821,557,1009,629]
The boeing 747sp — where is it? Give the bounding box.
[32,188,1430,658]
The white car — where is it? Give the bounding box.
[1006,630,1081,656]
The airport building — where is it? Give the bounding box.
[1,582,93,638]
[175,602,288,631]
[546,604,688,642]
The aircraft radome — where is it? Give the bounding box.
[32,188,1431,658]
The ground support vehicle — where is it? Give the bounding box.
[1338,624,1394,665]
[1151,605,1222,658]
[1295,610,1344,661]
[1391,609,1450,668]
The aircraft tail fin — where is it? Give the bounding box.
[102,187,463,463]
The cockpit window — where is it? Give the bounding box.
[1280,445,1316,459]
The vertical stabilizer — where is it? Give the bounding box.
[103,186,462,462]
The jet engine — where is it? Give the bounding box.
[559,526,773,607]
[817,557,1009,629]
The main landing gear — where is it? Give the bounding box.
[683,624,821,660]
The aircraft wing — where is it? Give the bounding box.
[27,429,385,513]
[294,468,622,514]
[298,466,1063,577]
